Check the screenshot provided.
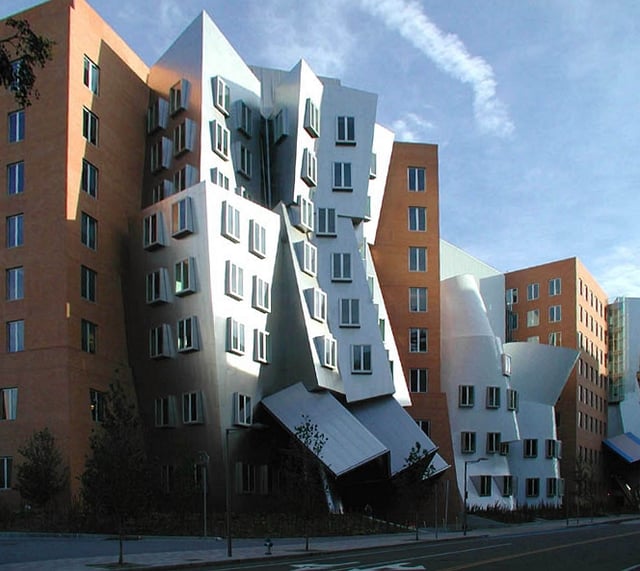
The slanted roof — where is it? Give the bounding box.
[604,432,640,463]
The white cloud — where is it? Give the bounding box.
[391,112,435,142]
[594,246,640,299]
[358,0,514,137]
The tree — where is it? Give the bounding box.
[81,381,150,565]
[16,427,68,511]
[1,17,54,107]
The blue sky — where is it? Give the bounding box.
[4,0,640,298]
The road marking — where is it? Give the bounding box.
[290,563,359,570]
[290,562,424,570]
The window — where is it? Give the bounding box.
[235,101,252,137]
[409,328,428,353]
[410,368,428,393]
[369,153,377,179]
[252,276,271,313]
[226,317,245,355]
[408,167,425,191]
[213,76,230,115]
[548,331,562,346]
[150,137,171,173]
[211,167,229,190]
[331,252,352,281]
[479,475,492,497]
[527,335,539,343]
[301,242,317,276]
[0,457,12,490]
[7,161,24,195]
[549,305,562,323]
[174,165,197,192]
[486,386,501,409]
[416,419,431,436]
[340,298,360,327]
[336,116,355,144]
[408,206,426,231]
[272,108,289,142]
[155,395,177,428]
[304,98,320,137]
[458,385,475,407]
[8,110,24,142]
[222,202,241,242]
[524,438,538,458]
[320,336,337,369]
[212,120,230,159]
[147,98,169,134]
[81,212,97,249]
[82,107,98,145]
[175,258,196,296]
[502,475,513,496]
[81,319,97,353]
[81,266,96,302]
[171,197,194,237]
[527,282,539,301]
[317,208,336,236]
[409,287,428,312]
[549,277,561,296]
[177,316,199,352]
[526,309,539,327]
[461,431,476,454]
[333,162,352,190]
[546,478,559,497]
[237,462,256,494]
[408,246,426,272]
[83,55,99,94]
[143,212,165,250]
[500,442,510,456]
[6,267,23,301]
[233,393,252,426]
[486,432,501,454]
[506,288,518,304]
[296,195,314,232]
[170,79,189,115]
[249,220,266,258]
[507,388,518,411]
[526,478,540,497]
[301,148,317,186]
[308,288,327,322]
[0,388,18,421]
[546,439,562,459]
[151,180,171,203]
[81,159,98,198]
[149,324,171,359]
[225,261,244,300]
[508,312,518,330]
[6,213,23,247]
[89,389,105,422]
[254,329,270,364]
[182,391,203,424]
[237,144,252,179]
[6,320,24,352]
[352,344,372,373]
[173,119,194,156]
[502,353,512,376]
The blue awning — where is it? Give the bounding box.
[604,432,640,463]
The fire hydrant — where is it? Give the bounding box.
[264,538,273,555]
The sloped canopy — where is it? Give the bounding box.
[604,432,640,463]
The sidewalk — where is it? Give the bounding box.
[0,515,637,571]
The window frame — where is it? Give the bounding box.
[81,265,97,302]
[81,319,97,354]
[212,120,230,160]
[222,202,241,242]
[214,76,230,116]
[408,206,426,231]
[527,282,539,301]
[7,161,24,195]
[486,386,501,409]
[526,309,540,327]
[177,316,199,352]
[461,431,476,454]
[316,207,336,236]
[339,298,360,328]
[409,327,428,353]
[225,260,244,300]
[410,368,428,393]
[6,266,24,301]
[234,392,253,426]
[253,329,270,364]
[252,276,271,313]
[303,98,320,137]
[89,388,105,422]
[408,167,426,191]
[6,320,24,353]
[81,159,98,198]
[409,287,428,312]
[333,161,352,191]
[143,212,165,250]
[524,438,538,458]
[526,477,540,498]
[486,432,501,454]
[458,385,475,407]
[226,317,245,355]
[182,391,203,424]
[149,324,171,359]
[82,107,99,145]
[175,257,196,296]
[331,252,352,282]
[8,109,25,143]
[408,246,426,272]
[301,148,317,186]
[336,115,355,145]
[6,213,23,248]
[351,344,372,374]
[81,212,97,250]
[171,197,194,237]
[549,277,562,296]
[83,55,100,94]
[549,304,562,323]
[249,220,267,258]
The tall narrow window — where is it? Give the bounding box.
[6,320,24,352]
[214,77,230,115]
[7,161,24,195]
[249,220,266,257]
[81,212,97,250]
[527,282,539,301]
[352,344,372,373]
[549,277,562,296]
[304,98,320,137]
[8,110,24,142]
[408,247,426,271]
[226,318,245,355]
[89,389,105,422]
[83,56,99,94]
[336,116,355,144]
[408,206,426,231]
[236,101,252,136]
[486,432,501,454]
[409,287,428,312]
[222,202,241,242]
[225,261,244,300]
[340,298,360,327]
[233,393,253,426]
[461,431,476,454]
[549,305,562,323]
[333,162,352,190]
[408,167,425,191]
[409,328,428,353]
[331,252,352,282]
[254,330,270,364]
[82,107,98,145]
[170,79,189,115]
[317,208,336,236]
[212,121,230,159]
[81,319,97,353]
[81,266,96,302]
[6,214,23,248]
[0,457,12,489]
[171,197,194,237]
[458,385,475,407]
[237,144,252,179]
[145,268,169,304]
[143,212,165,250]
[175,258,196,296]
[252,276,271,313]
[322,337,337,369]
[486,386,501,409]
[81,160,98,198]
[410,369,428,392]
[149,324,172,359]
[6,267,23,301]
[177,316,199,352]
[0,388,18,421]
[182,391,203,424]
[526,309,539,327]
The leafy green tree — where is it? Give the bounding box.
[81,381,150,565]
[1,17,54,106]
[16,428,68,511]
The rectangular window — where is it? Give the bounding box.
[237,462,256,494]
[527,282,539,301]
[171,197,194,237]
[352,344,372,374]
[225,261,244,300]
[272,108,289,142]
[211,167,229,190]
[8,110,24,142]
[500,442,510,456]
[321,336,337,369]
[301,148,317,186]
[143,212,165,250]
[309,288,327,322]
[548,331,562,346]
[182,391,203,424]
[6,267,24,301]
[7,320,24,352]
[340,298,360,327]
[369,153,377,179]
[81,212,97,249]
[458,385,475,407]
[177,316,199,352]
[524,438,538,458]
[82,107,98,145]
[506,288,518,304]
[175,258,196,296]
[252,276,271,313]
[408,206,426,231]
[549,277,561,296]
[83,56,99,94]
[317,208,336,236]
[237,144,252,179]
[546,478,559,497]
[502,353,512,376]
[507,388,518,411]
[409,287,428,312]
[147,98,168,134]
[235,100,252,137]
[409,328,428,353]
[81,319,97,354]
[461,431,476,454]
[7,161,24,195]
[333,162,352,190]
[417,419,431,436]
[410,368,428,393]
[226,317,245,355]
[212,120,230,159]
[486,432,501,454]
[222,202,241,242]
[526,478,540,497]
[149,324,171,359]
[408,167,425,191]
[526,309,539,327]
[0,457,12,490]
[6,213,23,247]
[302,242,317,276]
[154,395,177,428]
[81,159,98,198]
[233,393,252,426]
[304,98,320,137]
[336,116,355,144]
[549,305,562,323]
[150,138,170,172]
[254,329,270,364]
[89,389,105,422]
[486,386,501,409]
[173,119,193,156]
[213,76,230,115]
[408,246,427,271]
[0,388,18,421]
[81,265,96,302]
[502,475,513,496]
[296,195,314,232]
[331,252,352,281]
[545,439,562,459]
[249,220,267,258]
[170,79,189,115]
[479,475,492,497]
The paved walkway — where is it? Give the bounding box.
[0,515,637,570]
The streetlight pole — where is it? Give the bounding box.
[463,457,487,536]
[196,451,210,538]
